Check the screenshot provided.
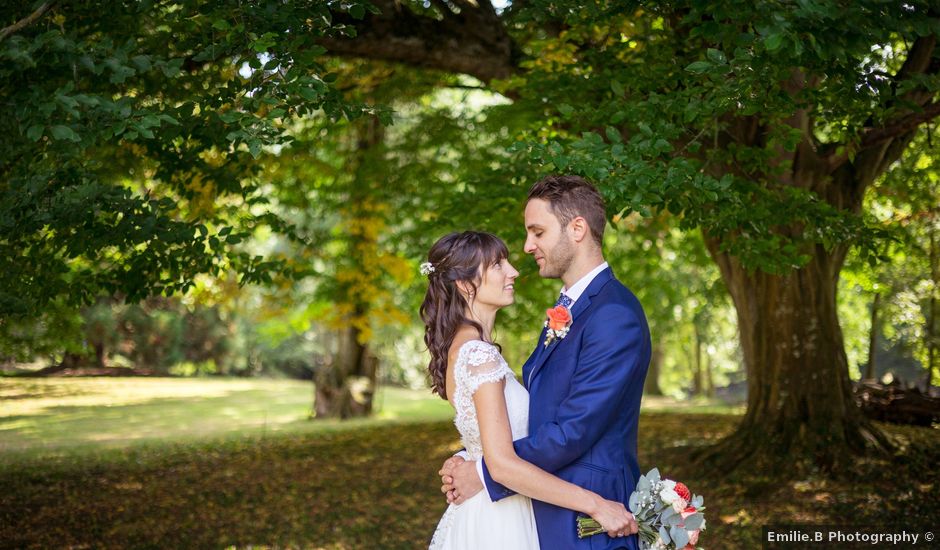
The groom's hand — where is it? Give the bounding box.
[439,457,483,504]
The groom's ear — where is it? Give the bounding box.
[568,216,590,243]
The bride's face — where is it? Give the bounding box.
[474,257,519,308]
[524,198,575,279]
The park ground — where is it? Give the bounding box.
[0,377,937,549]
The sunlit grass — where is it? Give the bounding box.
[641,395,745,415]
[0,377,739,464]
[0,377,452,461]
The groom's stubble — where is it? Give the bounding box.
[538,229,576,280]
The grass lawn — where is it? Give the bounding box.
[1,377,937,549]
[0,377,452,460]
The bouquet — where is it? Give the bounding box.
[576,468,706,549]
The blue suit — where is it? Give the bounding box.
[482,267,651,550]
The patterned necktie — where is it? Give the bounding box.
[555,293,573,308]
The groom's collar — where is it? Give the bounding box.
[560,261,609,304]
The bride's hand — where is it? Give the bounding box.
[589,497,637,539]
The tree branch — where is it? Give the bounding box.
[0,1,56,43]
[318,0,520,84]
[861,101,940,148]
[828,35,940,172]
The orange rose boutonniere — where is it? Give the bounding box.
[543,305,572,347]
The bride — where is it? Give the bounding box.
[420,231,632,550]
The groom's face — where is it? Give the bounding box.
[524,199,575,279]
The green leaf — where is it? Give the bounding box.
[765,33,785,52]
[219,111,242,124]
[131,55,152,71]
[50,125,81,142]
[349,4,366,19]
[162,58,184,78]
[248,139,262,159]
[26,125,44,141]
[685,61,711,74]
[706,48,727,64]
[610,80,625,97]
[606,126,622,143]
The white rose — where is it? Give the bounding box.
[659,488,679,504]
[672,497,688,514]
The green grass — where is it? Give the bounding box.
[4,378,933,549]
[0,378,740,461]
[0,377,452,462]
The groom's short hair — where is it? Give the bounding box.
[527,175,606,247]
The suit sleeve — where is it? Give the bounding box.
[481,302,646,501]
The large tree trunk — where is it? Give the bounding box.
[702,243,892,470]
[312,115,385,420]
[644,343,664,396]
[314,322,378,419]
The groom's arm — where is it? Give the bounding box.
[481,303,647,501]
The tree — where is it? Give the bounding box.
[320,0,940,470]
[0,0,374,321]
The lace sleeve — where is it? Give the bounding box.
[457,341,513,397]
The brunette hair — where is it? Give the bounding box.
[419,231,509,400]
[527,175,607,247]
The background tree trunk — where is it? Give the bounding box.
[644,343,664,396]
[312,115,385,419]
[692,324,704,396]
[866,293,880,380]
[315,319,378,418]
[927,227,937,390]
[705,352,715,398]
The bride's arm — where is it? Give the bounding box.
[474,378,632,535]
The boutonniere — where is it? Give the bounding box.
[543,305,572,347]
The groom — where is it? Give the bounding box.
[440,175,651,549]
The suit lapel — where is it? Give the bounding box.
[526,268,614,388]
[523,325,548,390]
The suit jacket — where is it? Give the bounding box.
[482,267,651,550]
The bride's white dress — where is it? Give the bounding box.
[429,340,540,550]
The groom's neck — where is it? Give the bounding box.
[562,251,606,289]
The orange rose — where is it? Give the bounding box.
[546,305,572,331]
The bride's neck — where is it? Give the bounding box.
[465,305,496,341]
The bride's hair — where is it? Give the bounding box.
[420,231,509,400]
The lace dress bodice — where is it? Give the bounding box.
[452,340,529,460]
[429,340,538,550]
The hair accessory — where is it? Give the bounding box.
[419,262,436,276]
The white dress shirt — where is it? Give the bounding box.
[559,261,609,306]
